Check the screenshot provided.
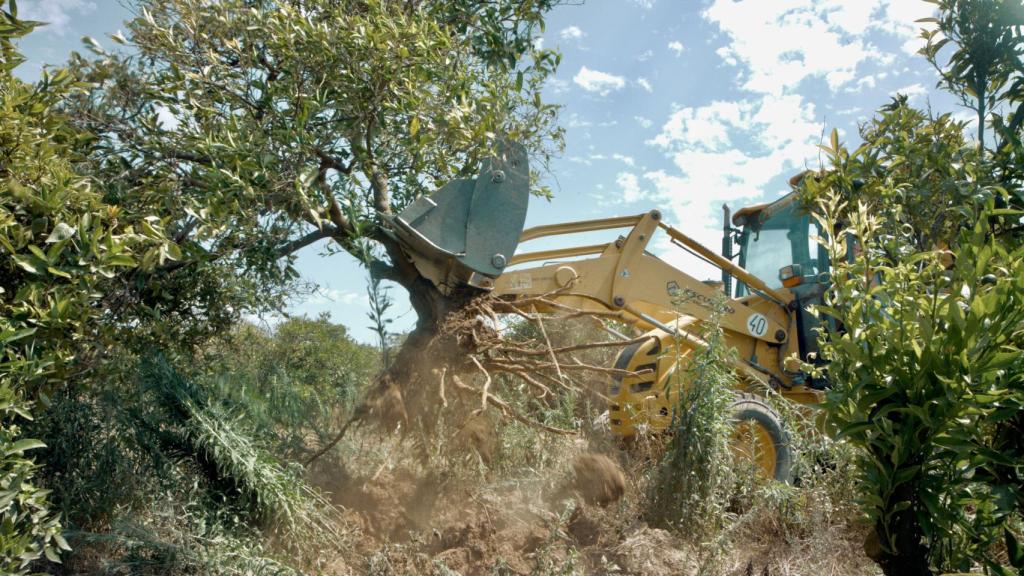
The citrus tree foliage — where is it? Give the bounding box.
[808,178,1024,575]
[0,2,156,570]
[922,0,1024,150]
[803,92,1024,573]
[922,0,1024,195]
[851,99,978,252]
[67,0,564,333]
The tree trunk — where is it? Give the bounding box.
[361,235,480,432]
[865,482,932,576]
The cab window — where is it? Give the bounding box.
[735,202,821,296]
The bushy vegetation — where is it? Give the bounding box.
[0,4,143,570]
[647,305,738,533]
[29,317,378,573]
[795,2,1024,573]
[203,315,380,462]
[809,176,1024,575]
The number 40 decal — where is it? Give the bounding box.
[746,313,768,337]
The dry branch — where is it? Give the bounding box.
[449,374,575,435]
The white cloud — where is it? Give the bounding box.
[630,0,656,9]
[155,104,180,130]
[573,66,627,96]
[633,0,940,278]
[637,77,653,93]
[635,115,653,129]
[650,94,821,192]
[645,93,822,275]
[636,49,654,62]
[565,113,618,129]
[560,26,585,41]
[566,113,592,128]
[874,1,938,55]
[616,172,647,203]
[894,82,927,100]
[307,288,369,307]
[21,0,97,36]
[704,0,938,96]
[668,41,685,57]
[548,78,571,94]
[649,100,749,151]
[613,153,636,167]
[706,1,878,95]
[847,75,876,92]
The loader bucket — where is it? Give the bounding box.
[385,141,530,293]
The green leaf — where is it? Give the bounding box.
[45,222,76,244]
[27,244,49,263]
[164,242,182,261]
[107,254,137,267]
[0,328,36,344]
[8,439,46,454]
[13,256,38,274]
[44,545,61,563]
[53,532,71,551]
[47,267,72,279]
[82,35,104,54]
[1007,528,1023,567]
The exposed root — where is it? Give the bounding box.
[348,290,648,452]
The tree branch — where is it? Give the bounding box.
[161,149,214,165]
[314,163,355,237]
[314,146,352,175]
[276,227,337,258]
[369,258,403,282]
[363,116,392,215]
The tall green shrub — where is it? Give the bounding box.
[203,316,379,461]
[806,175,1024,575]
[0,2,162,570]
[648,305,737,533]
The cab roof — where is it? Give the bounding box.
[731,172,808,227]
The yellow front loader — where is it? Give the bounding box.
[385,142,831,481]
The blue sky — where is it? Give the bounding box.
[18,0,965,342]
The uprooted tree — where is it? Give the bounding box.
[49,0,591,445]
[66,0,565,353]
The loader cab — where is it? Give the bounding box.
[731,194,827,295]
[729,192,830,368]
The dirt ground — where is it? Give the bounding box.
[304,314,878,576]
[307,431,877,576]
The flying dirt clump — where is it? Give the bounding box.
[571,453,626,506]
[454,412,497,464]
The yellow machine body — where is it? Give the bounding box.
[388,147,826,479]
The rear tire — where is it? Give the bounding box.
[728,393,792,483]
